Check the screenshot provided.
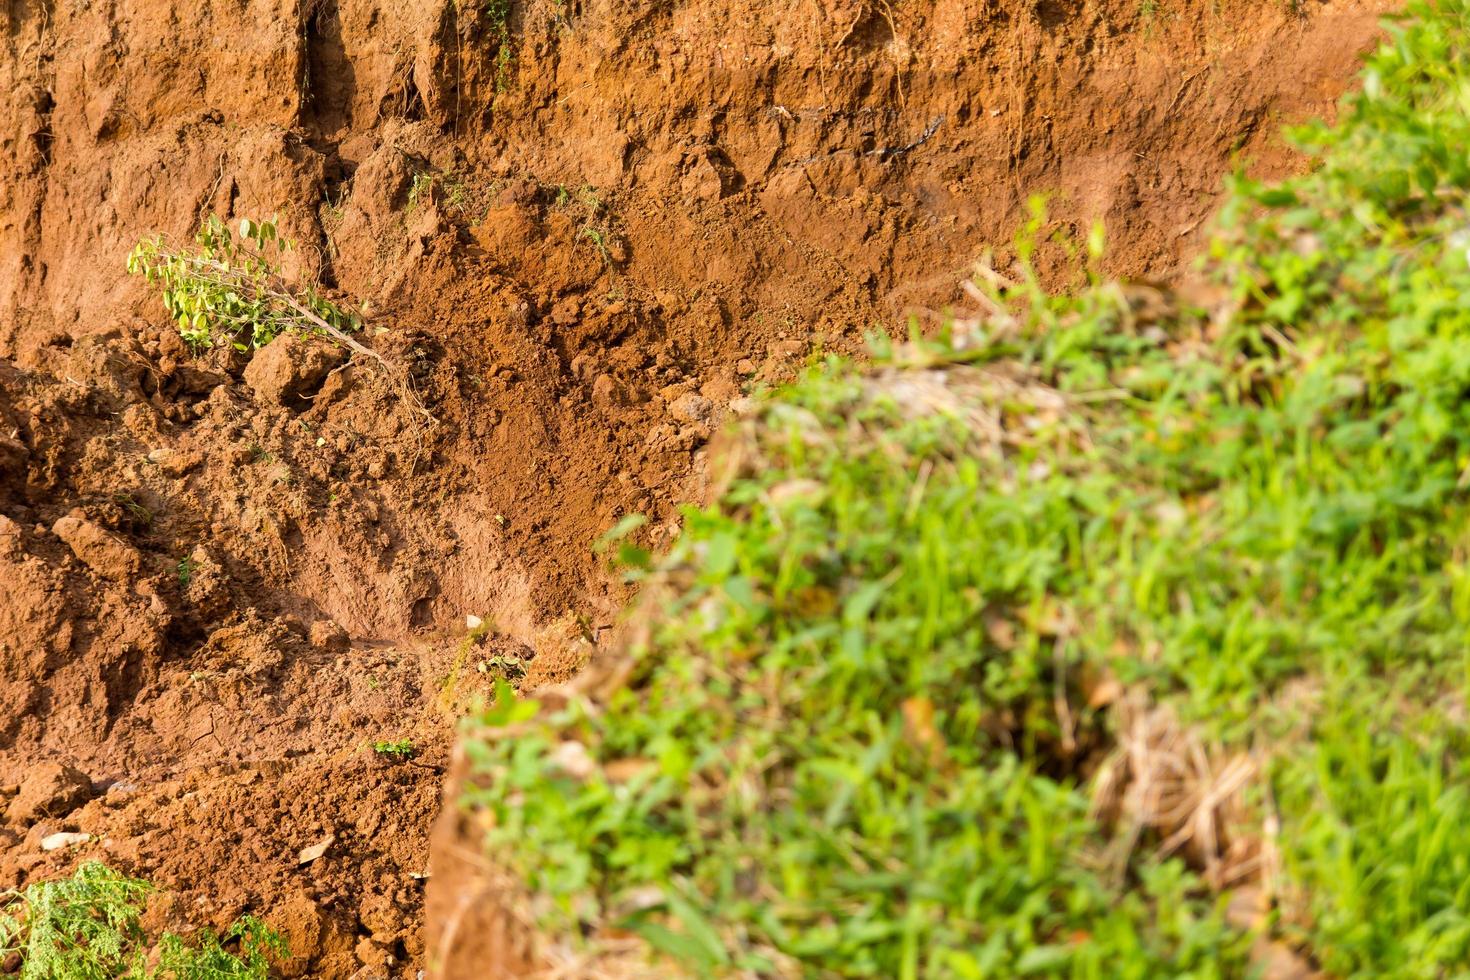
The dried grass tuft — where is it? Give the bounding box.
[1091,689,1273,892]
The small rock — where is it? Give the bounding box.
[310,620,349,652]
[41,831,92,851]
[668,393,713,424]
[6,762,94,826]
[735,358,756,375]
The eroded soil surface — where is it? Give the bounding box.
[0,0,1387,975]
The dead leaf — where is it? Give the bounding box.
[297,834,336,865]
[767,479,826,507]
[550,741,596,779]
[1081,664,1123,709]
[984,614,1017,650]
[901,696,946,763]
[604,758,655,783]
[788,586,837,618]
[1251,938,1319,980]
[1225,885,1268,930]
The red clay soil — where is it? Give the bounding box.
[0,0,1387,976]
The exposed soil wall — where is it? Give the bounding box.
[0,0,1387,975]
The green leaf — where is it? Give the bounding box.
[627,918,722,974]
[595,513,648,553]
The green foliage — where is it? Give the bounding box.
[112,492,154,527]
[552,184,618,278]
[0,863,284,979]
[153,917,286,980]
[407,173,435,213]
[127,215,360,352]
[373,738,417,760]
[0,863,150,979]
[463,354,1251,976]
[459,0,1470,975]
[1271,698,1470,975]
[486,0,514,91]
[456,0,513,94]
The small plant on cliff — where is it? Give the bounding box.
[406,171,468,215]
[372,738,417,761]
[0,862,285,979]
[406,173,435,214]
[485,0,514,92]
[127,215,361,352]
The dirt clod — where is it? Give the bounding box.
[6,762,93,826]
[269,888,357,979]
[51,514,143,581]
[243,334,347,407]
[669,392,715,424]
[309,619,350,652]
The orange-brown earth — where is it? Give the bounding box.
[0,0,1387,975]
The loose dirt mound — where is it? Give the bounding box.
[0,0,1386,975]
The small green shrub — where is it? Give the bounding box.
[484,0,514,92]
[127,215,360,352]
[407,172,434,213]
[373,738,417,760]
[0,862,285,979]
[152,918,285,980]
